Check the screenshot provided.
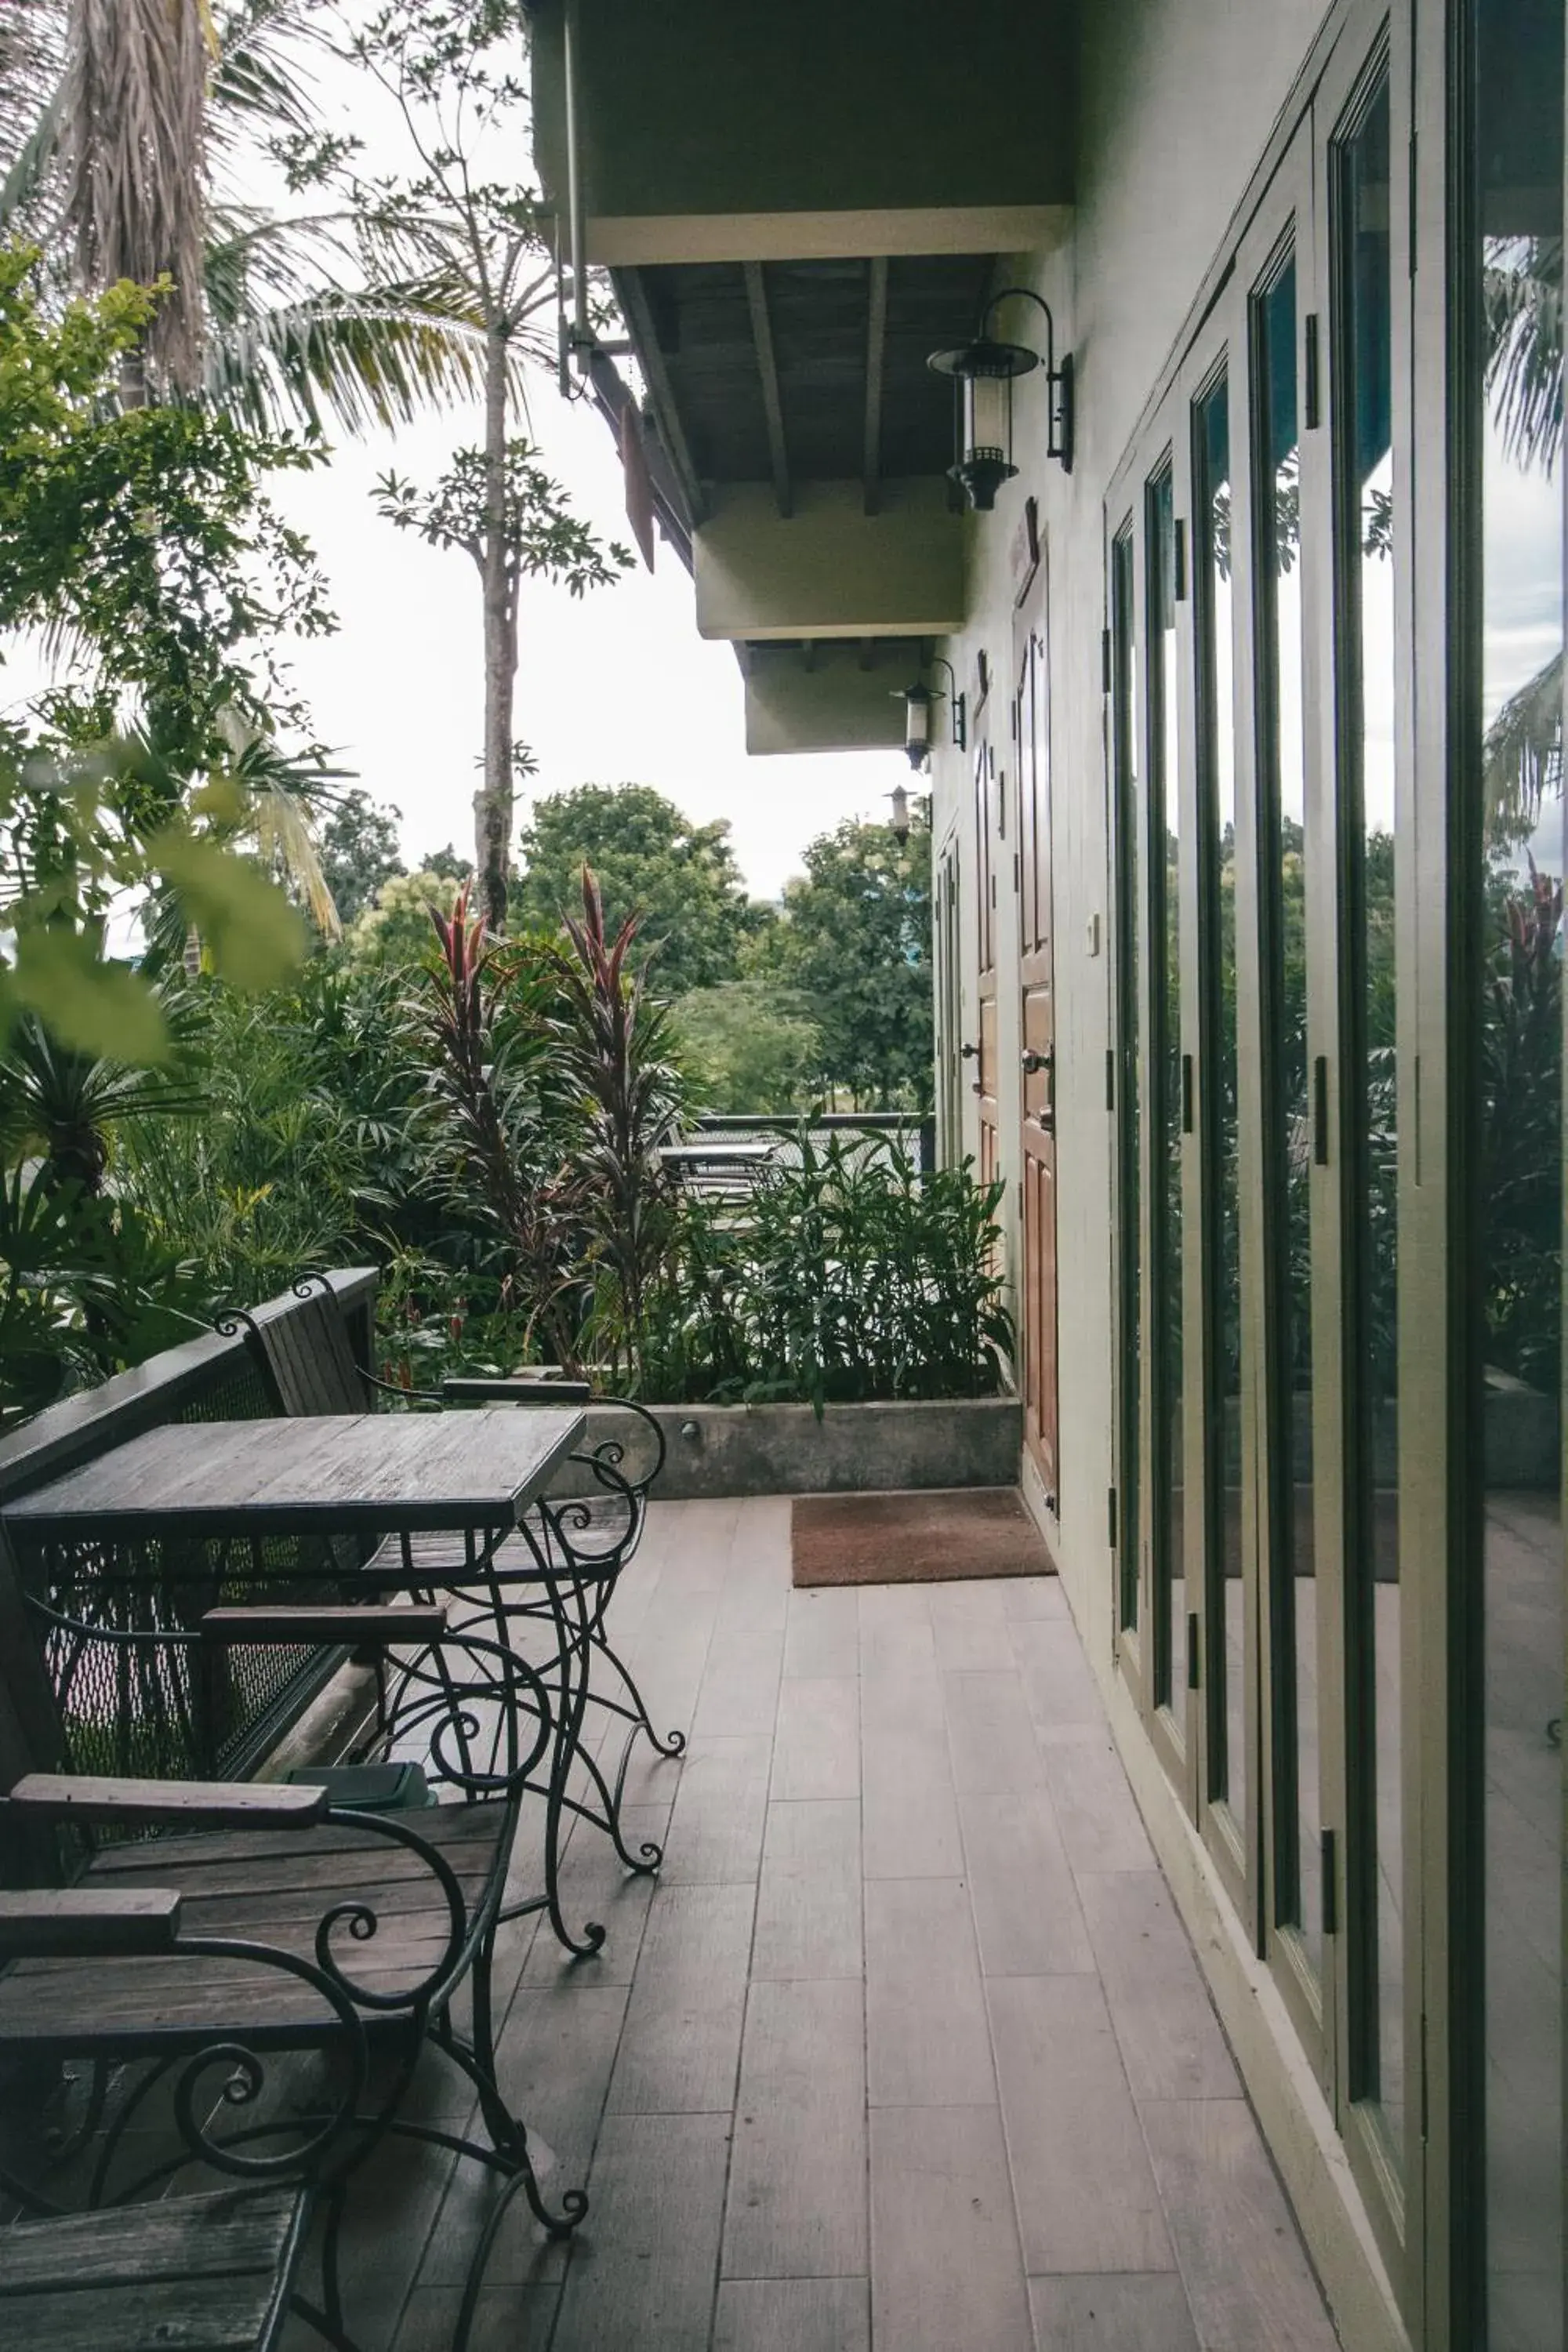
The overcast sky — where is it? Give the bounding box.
[269,385,910,902]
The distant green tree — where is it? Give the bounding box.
[318,789,405,928]
[673,979,821,1114]
[753,819,933,1108]
[421,843,475,884]
[513,785,760,997]
[345,868,452,965]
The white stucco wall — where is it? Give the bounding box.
[928,0,1335,1656]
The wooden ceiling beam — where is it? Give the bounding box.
[742,260,792,521]
[862,256,889,517]
[615,268,708,528]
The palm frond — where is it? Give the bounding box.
[1484,236,1563,478]
[0,81,66,241]
[200,286,541,435]
[210,0,324,147]
[1484,649,1564,849]
[246,780,339,935]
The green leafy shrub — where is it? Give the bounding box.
[641,1132,1012,1409]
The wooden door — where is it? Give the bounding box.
[973,733,1000,1191]
[1015,559,1058,1504]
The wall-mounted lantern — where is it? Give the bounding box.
[886,783,931,843]
[927,287,1074,508]
[895,656,967,771]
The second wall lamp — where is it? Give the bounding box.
[895,655,967,772]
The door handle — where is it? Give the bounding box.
[960,1042,979,1060]
[1021,1049,1051,1076]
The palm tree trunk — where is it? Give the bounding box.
[476,323,515,932]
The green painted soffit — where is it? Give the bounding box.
[532,0,1076,223]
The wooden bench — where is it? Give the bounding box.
[0,1529,587,2339]
[0,2185,317,2352]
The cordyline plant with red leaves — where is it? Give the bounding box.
[547,866,683,1382]
[421,882,587,1370]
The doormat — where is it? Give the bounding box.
[791,1487,1054,1588]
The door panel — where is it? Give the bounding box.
[1017,561,1059,1503]
[974,736,1001,1194]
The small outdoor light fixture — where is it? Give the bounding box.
[886,783,931,843]
[895,656,967,771]
[928,287,1074,508]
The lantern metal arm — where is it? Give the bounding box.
[982,286,1074,474]
[892,655,965,771]
[927,656,967,752]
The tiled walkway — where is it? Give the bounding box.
[326,1496,1342,2350]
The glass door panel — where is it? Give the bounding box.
[1331,53,1404,2155]
[1146,457,1188,1736]
[1468,0,1565,2339]
[1254,239,1326,1995]
[1194,365,1246,1839]
[1112,524,1144,1647]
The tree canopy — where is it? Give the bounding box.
[513,784,760,998]
[318,788,405,927]
[0,244,328,1058]
[752,818,933,1109]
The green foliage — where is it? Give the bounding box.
[0,241,331,1057]
[0,1161,218,1428]
[345,867,453,966]
[750,818,933,1108]
[1481,862,1563,1390]
[672,978,822,1114]
[641,1134,1012,1410]
[548,869,684,1383]
[114,960,425,1308]
[318,787,405,927]
[514,785,760,998]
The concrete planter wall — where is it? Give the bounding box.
[564,1397,1022,1500]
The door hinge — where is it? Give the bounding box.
[1107,1484,1118,1549]
[1101,626,1112,695]
[1305,313,1321,431]
[1017,1178,1024,1218]
[1013,851,1021,893]
[989,874,997,907]
[1181,1053,1195,1134]
[1105,1047,1116,1112]
[1419,2009,1429,2141]
[1187,1613,1200,1688]
[1321,1828,1338,1936]
[1174,517,1188,602]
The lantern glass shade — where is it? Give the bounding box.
[928,333,1039,512]
[902,684,933,770]
[967,367,1010,464]
[889,784,911,840]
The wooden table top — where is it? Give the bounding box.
[2,1409,584,1540]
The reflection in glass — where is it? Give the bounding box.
[1255,250,1322,1980]
[1147,462,1185,1719]
[1114,529,1142,1634]
[1336,67,1402,2146]
[1195,372,1243,1824]
[1475,2,1563,2339]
